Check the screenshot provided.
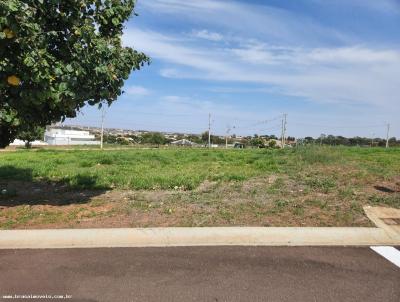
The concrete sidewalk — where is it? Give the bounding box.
[1,206,398,249]
[0,227,398,249]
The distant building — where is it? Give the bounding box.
[164,134,178,140]
[233,142,245,149]
[44,128,99,145]
[10,139,48,146]
[171,139,197,146]
[267,139,283,148]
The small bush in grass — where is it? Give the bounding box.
[274,200,289,211]
[79,161,94,168]
[292,204,305,216]
[98,158,113,165]
[296,146,342,164]
[66,174,107,190]
[305,177,337,193]
[368,195,400,208]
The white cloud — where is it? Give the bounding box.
[161,95,214,111]
[123,27,400,108]
[228,44,400,66]
[124,85,152,96]
[229,43,286,65]
[159,68,180,78]
[306,47,400,64]
[139,0,229,13]
[70,0,400,136]
[191,29,223,41]
[123,28,232,74]
[140,0,351,46]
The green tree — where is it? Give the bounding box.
[116,136,130,145]
[201,131,209,143]
[186,135,202,144]
[200,131,225,145]
[149,132,166,146]
[105,134,117,144]
[141,132,166,146]
[268,140,277,148]
[16,125,45,148]
[250,137,265,148]
[0,0,149,148]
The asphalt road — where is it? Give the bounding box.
[0,246,399,302]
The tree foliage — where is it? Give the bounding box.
[249,137,265,148]
[299,135,400,147]
[16,125,45,148]
[0,0,149,148]
[201,131,225,145]
[141,132,168,146]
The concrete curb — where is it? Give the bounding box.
[363,206,400,240]
[0,227,398,249]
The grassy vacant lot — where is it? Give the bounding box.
[0,146,399,229]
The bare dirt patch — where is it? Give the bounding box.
[195,180,218,193]
[374,176,400,193]
[0,172,385,229]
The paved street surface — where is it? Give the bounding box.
[0,246,399,302]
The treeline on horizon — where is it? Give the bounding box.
[101,131,400,147]
[299,135,399,147]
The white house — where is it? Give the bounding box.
[171,139,197,146]
[10,139,48,146]
[44,128,100,145]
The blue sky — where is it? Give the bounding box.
[67,0,400,138]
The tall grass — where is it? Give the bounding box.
[0,146,399,190]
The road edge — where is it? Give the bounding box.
[0,227,398,249]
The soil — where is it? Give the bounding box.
[0,175,399,229]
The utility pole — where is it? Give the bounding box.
[281,114,287,148]
[225,125,235,149]
[100,105,106,150]
[386,123,390,148]
[319,134,325,146]
[371,132,375,147]
[283,113,287,148]
[225,125,231,149]
[208,113,211,148]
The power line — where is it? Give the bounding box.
[245,125,282,133]
[291,122,386,129]
[120,111,192,118]
[234,114,284,130]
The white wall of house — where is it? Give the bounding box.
[171,139,197,146]
[10,139,48,146]
[44,128,100,145]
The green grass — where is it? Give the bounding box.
[1,146,399,191]
[1,148,282,190]
[1,145,400,229]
